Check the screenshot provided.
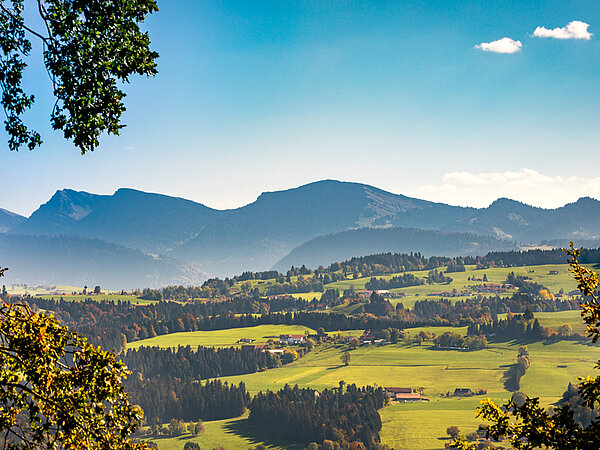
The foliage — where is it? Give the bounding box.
[128,378,249,424]
[365,273,424,290]
[433,332,487,350]
[340,350,351,366]
[0,0,158,153]
[249,383,387,448]
[124,345,284,381]
[452,243,600,449]
[0,297,148,447]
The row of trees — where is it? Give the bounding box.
[124,345,285,381]
[365,273,425,290]
[433,332,488,350]
[504,346,531,391]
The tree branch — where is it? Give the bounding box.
[0,3,49,43]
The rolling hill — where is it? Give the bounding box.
[272,227,517,271]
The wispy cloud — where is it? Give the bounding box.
[475,37,523,54]
[533,21,593,40]
[404,169,600,208]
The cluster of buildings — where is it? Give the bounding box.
[384,387,424,402]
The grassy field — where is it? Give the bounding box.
[132,306,599,449]
[127,324,315,350]
[6,284,81,296]
[143,414,302,450]
[324,263,585,309]
[36,294,157,305]
[140,263,594,449]
[213,339,599,449]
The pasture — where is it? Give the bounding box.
[127,324,315,350]
[145,413,301,450]
[215,339,599,448]
[144,315,599,449]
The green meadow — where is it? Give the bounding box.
[135,263,593,448]
[37,293,157,305]
[127,324,315,350]
[323,263,585,309]
[221,339,599,449]
[135,318,600,449]
[144,413,302,450]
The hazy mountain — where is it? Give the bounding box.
[0,234,204,289]
[7,181,600,279]
[13,188,218,252]
[0,208,24,233]
[171,181,600,275]
[273,227,517,271]
[170,180,449,275]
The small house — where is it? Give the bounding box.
[453,388,474,397]
[279,334,306,345]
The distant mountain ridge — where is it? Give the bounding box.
[0,208,24,233]
[13,188,218,253]
[272,227,517,272]
[0,234,204,289]
[4,180,600,280]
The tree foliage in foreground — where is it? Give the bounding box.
[0,265,148,448]
[453,243,600,449]
[0,0,158,153]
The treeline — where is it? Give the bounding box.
[326,247,600,277]
[139,277,235,300]
[483,248,600,267]
[235,270,279,281]
[467,311,586,342]
[126,378,249,423]
[249,383,387,448]
[365,273,424,290]
[123,346,284,381]
[506,272,547,295]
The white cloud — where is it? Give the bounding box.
[533,21,593,40]
[475,37,523,54]
[404,169,600,209]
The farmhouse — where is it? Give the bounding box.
[360,330,379,344]
[385,387,422,402]
[453,388,474,397]
[394,393,422,402]
[279,334,306,344]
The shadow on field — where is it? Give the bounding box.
[223,417,304,450]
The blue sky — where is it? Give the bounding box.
[1,0,599,216]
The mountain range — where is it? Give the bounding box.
[2,180,599,287]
